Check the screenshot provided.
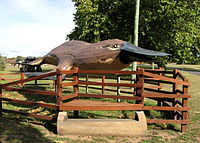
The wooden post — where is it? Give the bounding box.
[117,75,120,103]
[54,80,57,92]
[0,84,2,118]
[181,80,189,133]
[86,74,89,94]
[21,72,24,87]
[173,69,178,120]
[35,80,38,87]
[158,67,163,90]
[157,67,162,106]
[136,69,144,105]
[73,67,79,117]
[56,68,63,112]
[134,73,139,96]
[102,75,105,95]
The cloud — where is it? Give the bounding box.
[0,0,76,57]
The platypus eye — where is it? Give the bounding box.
[101,44,122,50]
[114,44,121,48]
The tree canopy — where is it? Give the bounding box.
[67,0,200,64]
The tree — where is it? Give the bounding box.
[16,56,23,62]
[0,54,6,71]
[67,0,200,64]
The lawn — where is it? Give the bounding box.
[0,64,200,143]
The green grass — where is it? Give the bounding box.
[0,64,200,142]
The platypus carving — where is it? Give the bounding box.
[28,39,170,71]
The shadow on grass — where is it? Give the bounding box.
[0,114,55,143]
[2,84,59,135]
[144,109,180,132]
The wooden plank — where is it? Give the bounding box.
[79,70,143,75]
[61,69,78,74]
[62,82,78,87]
[143,106,190,111]
[79,85,134,95]
[3,86,58,96]
[144,88,174,94]
[62,93,78,100]
[143,92,191,98]
[78,93,142,100]
[146,119,189,124]
[25,83,51,86]
[0,73,21,75]
[144,78,177,84]
[1,97,57,109]
[2,109,53,120]
[102,75,105,95]
[1,71,57,88]
[78,81,142,88]
[59,100,143,111]
[143,72,190,86]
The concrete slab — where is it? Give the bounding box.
[57,111,147,137]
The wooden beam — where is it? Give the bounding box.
[61,93,78,100]
[78,93,142,100]
[78,81,142,88]
[1,71,57,88]
[143,106,190,111]
[144,72,190,86]
[147,119,189,124]
[143,92,191,98]
[1,97,57,109]
[79,70,143,75]
[3,86,58,96]
[62,82,78,87]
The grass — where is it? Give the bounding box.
[0,64,200,142]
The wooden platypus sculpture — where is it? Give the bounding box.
[28,39,170,71]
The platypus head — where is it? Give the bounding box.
[99,40,170,64]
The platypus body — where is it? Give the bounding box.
[29,39,170,71]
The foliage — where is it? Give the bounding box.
[67,0,200,64]
[0,54,6,71]
[15,56,23,62]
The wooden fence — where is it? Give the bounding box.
[0,67,190,132]
[0,73,24,86]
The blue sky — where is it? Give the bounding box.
[0,0,76,57]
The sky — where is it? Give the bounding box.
[0,0,76,57]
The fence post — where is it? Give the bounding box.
[157,68,163,106]
[158,67,163,90]
[136,68,144,105]
[0,84,2,118]
[56,68,63,113]
[102,75,105,95]
[73,67,79,117]
[117,75,120,102]
[86,74,89,94]
[181,79,189,133]
[21,72,24,87]
[173,69,178,120]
